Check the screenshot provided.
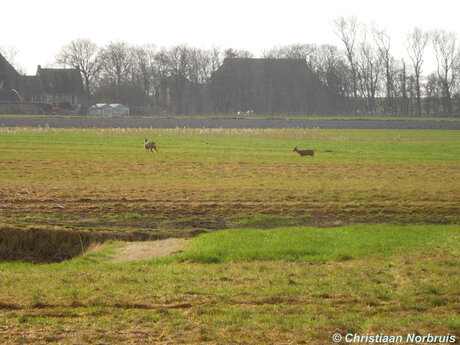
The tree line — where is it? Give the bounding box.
[5,16,459,116]
[330,17,459,116]
[54,41,256,115]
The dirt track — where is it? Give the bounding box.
[1,116,459,129]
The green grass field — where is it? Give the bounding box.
[1,127,459,231]
[0,127,459,344]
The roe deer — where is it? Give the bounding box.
[144,138,158,153]
[293,146,314,156]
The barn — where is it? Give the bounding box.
[210,58,328,115]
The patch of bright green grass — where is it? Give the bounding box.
[168,224,460,263]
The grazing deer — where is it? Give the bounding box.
[144,138,158,153]
[293,146,314,156]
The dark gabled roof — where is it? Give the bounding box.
[0,52,22,90]
[212,58,315,84]
[0,52,20,77]
[37,67,85,94]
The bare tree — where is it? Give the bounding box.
[187,48,212,84]
[425,72,442,115]
[334,16,359,112]
[262,46,284,59]
[224,48,253,59]
[283,44,316,60]
[317,45,344,86]
[55,38,101,103]
[98,41,133,103]
[152,48,171,107]
[373,27,397,113]
[431,30,458,115]
[398,59,409,114]
[131,44,157,107]
[210,47,223,73]
[406,27,429,115]
[356,38,382,113]
[186,48,216,113]
[166,45,191,114]
[316,44,351,113]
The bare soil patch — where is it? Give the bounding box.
[110,238,186,262]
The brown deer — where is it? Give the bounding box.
[144,138,158,153]
[293,146,314,156]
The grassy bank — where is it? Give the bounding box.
[0,224,458,344]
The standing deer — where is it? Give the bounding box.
[293,146,314,156]
[144,138,158,153]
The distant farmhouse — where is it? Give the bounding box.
[210,58,331,115]
[0,52,85,114]
[23,66,85,107]
[148,58,339,116]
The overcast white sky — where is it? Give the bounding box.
[2,0,460,74]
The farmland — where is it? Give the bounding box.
[0,127,459,344]
[1,127,459,232]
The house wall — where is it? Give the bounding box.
[44,94,82,107]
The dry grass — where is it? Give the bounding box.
[110,238,186,263]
